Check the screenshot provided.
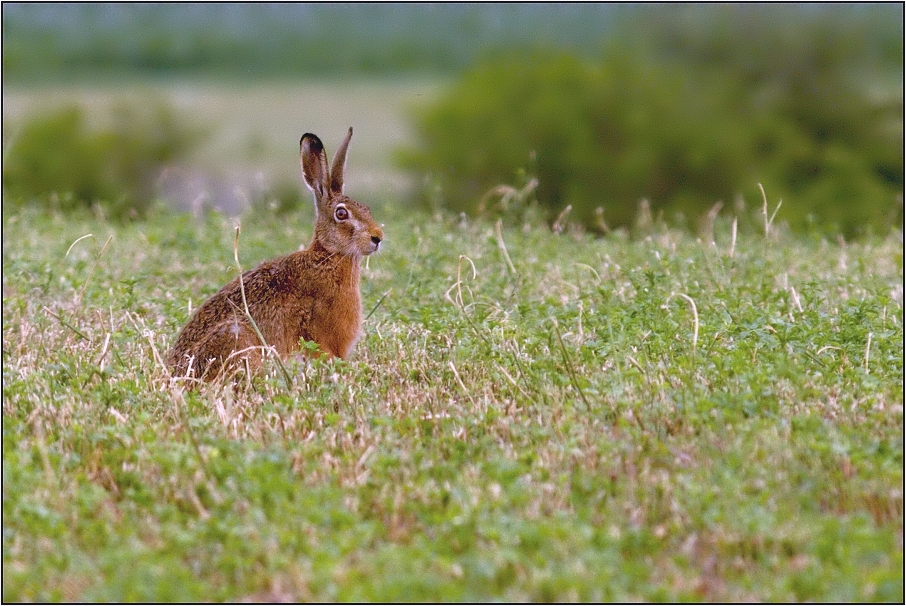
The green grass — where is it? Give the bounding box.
[2,200,903,602]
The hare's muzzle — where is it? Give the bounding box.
[367,229,383,253]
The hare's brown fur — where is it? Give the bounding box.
[167,128,382,384]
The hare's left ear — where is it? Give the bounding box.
[301,133,330,203]
[329,127,353,196]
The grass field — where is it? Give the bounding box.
[2,193,903,600]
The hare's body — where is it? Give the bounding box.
[167,247,362,380]
[167,129,382,383]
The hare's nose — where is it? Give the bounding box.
[371,235,382,246]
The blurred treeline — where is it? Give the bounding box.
[1,4,618,80]
[3,4,902,236]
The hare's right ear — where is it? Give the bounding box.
[300,133,330,203]
[329,127,353,196]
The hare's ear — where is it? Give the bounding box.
[329,127,353,196]
[300,133,330,202]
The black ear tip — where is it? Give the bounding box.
[300,133,323,153]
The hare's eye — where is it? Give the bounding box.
[334,206,349,221]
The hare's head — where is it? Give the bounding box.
[300,128,383,257]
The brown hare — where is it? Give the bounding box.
[167,128,383,384]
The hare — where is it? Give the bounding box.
[167,128,383,384]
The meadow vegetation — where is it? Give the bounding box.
[2,5,903,601]
[3,197,902,601]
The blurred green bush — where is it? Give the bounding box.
[400,8,903,237]
[3,102,205,219]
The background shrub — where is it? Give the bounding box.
[3,102,205,219]
[398,52,755,231]
[399,7,903,237]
